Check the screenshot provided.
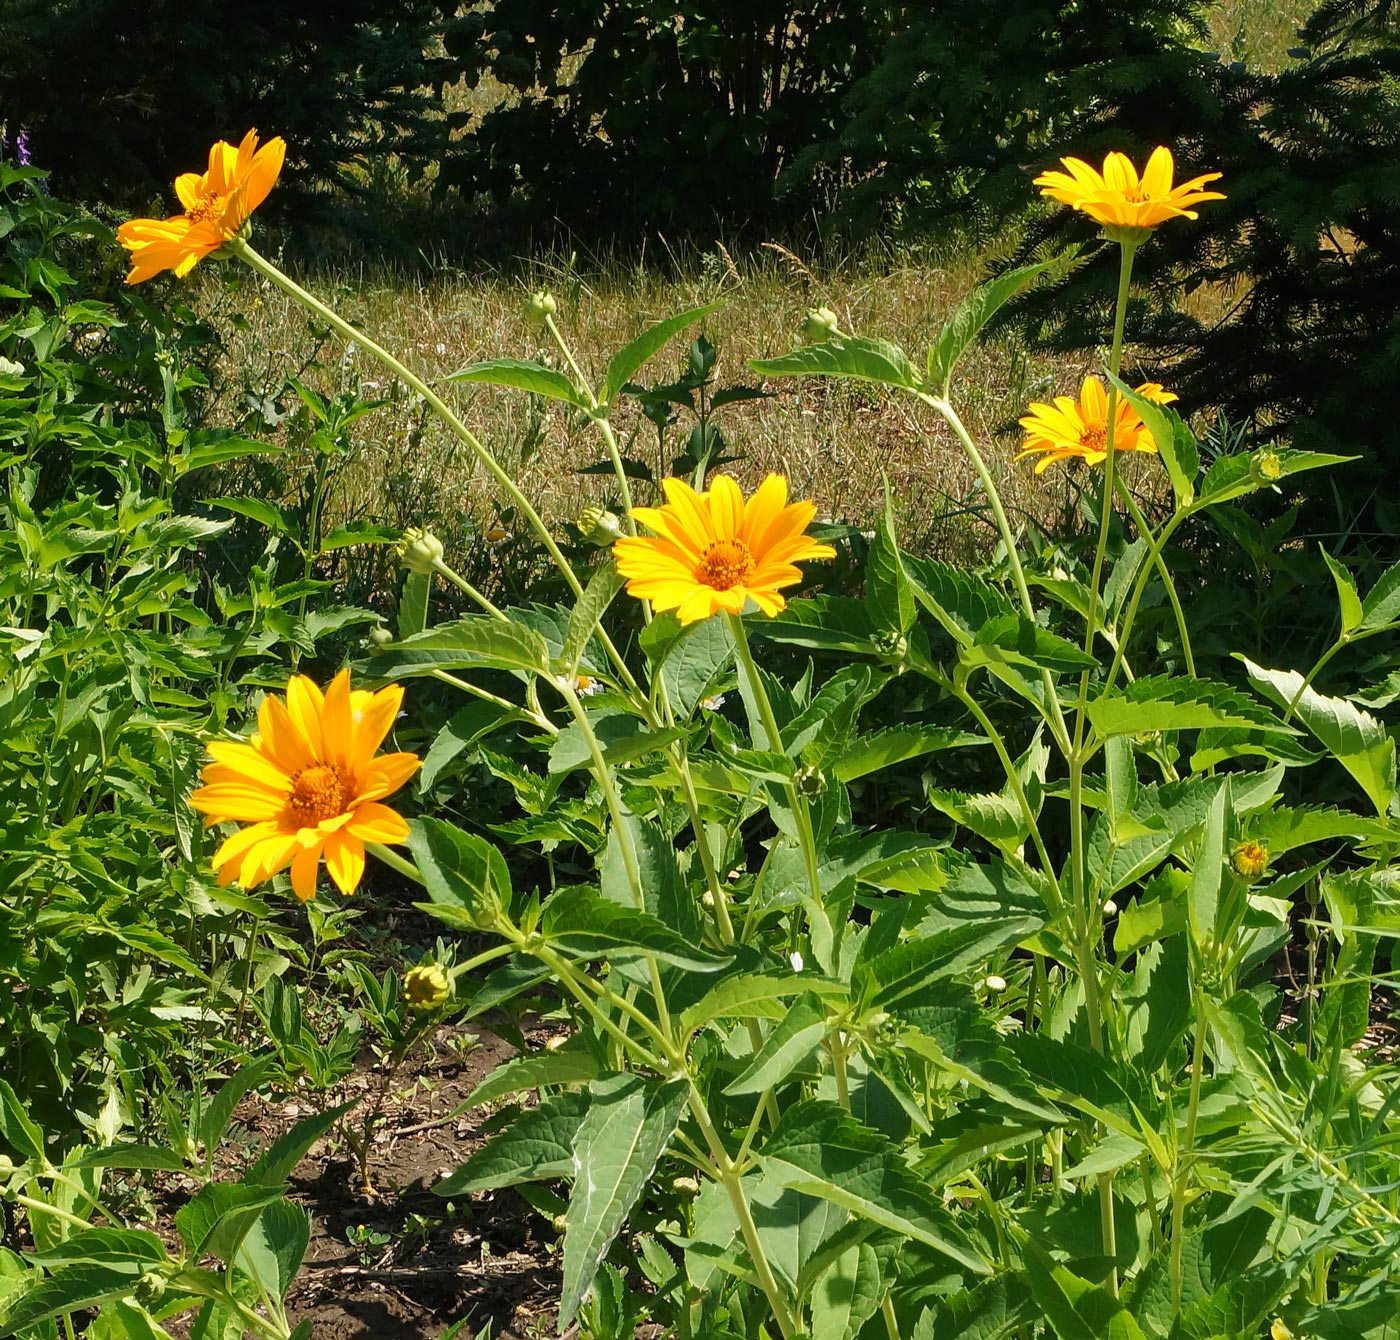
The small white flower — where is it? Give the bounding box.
[699,693,727,712]
[789,951,804,973]
[574,674,604,697]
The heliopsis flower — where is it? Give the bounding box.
[117,129,285,284]
[190,670,419,901]
[614,473,835,625]
[1034,147,1224,238]
[1017,376,1173,474]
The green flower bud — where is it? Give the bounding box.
[526,290,558,329]
[800,306,841,342]
[397,526,444,575]
[794,764,827,798]
[404,964,452,1013]
[1252,449,1283,484]
[133,1270,166,1309]
[576,505,623,546]
[870,629,909,666]
[367,626,394,649]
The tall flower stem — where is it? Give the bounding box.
[1112,481,1196,679]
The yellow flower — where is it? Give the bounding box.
[404,964,452,1013]
[614,473,835,625]
[117,129,285,284]
[1035,146,1224,235]
[1231,839,1270,881]
[190,670,419,901]
[1017,376,1169,474]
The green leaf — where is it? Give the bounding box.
[1242,657,1398,817]
[560,563,624,675]
[904,556,1012,645]
[867,491,914,637]
[1196,449,1356,506]
[208,496,291,537]
[1087,675,1293,741]
[397,569,430,639]
[1359,556,1400,632]
[408,817,514,926]
[199,1056,277,1159]
[1025,1245,1147,1340]
[968,612,1098,674]
[462,1047,602,1110]
[750,336,921,392]
[679,972,826,1038]
[446,357,587,406]
[62,1145,186,1173]
[658,616,735,716]
[23,1229,170,1270]
[420,700,518,790]
[1189,781,1230,951]
[542,887,730,972]
[0,1079,45,1161]
[366,616,551,679]
[436,1091,589,1194]
[927,257,1063,397]
[833,725,984,784]
[1320,547,1363,637]
[599,812,702,944]
[244,1103,356,1186]
[0,1264,142,1334]
[757,1100,988,1274]
[236,1201,310,1301]
[319,522,401,551]
[1104,736,1138,838]
[175,1183,288,1264]
[603,303,723,405]
[1104,371,1198,509]
[548,711,684,776]
[723,993,830,1096]
[559,1074,688,1329]
[810,1239,885,1340]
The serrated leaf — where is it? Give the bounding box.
[319,522,401,550]
[1025,1245,1147,1340]
[23,1229,170,1270]
[446,357,587,406]
[244,1103,354,1186]
[0,1264,142,1334]
[1196,449,1356,506]
[867,492,914,636]
[723,993,829,1096]
[1359,556,1400,632]
[1320,547,1363,636]
[678,972,824,1037]
[1105,371,1198,508]
[810,1239,885,1340]
[656,615,735,715]
[175,1183,287,1264]
[436,1091,589,1194]
[1242,657,1398,817]
[833,725,984,783]
[904,555,1012,645]
[968,611,1098,674]
[365,616,551,679]
[560,1074,688,1329]
[0,1079,45,1161]
[462,1047,602,1110]
[236,1201,310,1301]
[542,887,730,971]
[208,496,290,536]
[199,1055,277,1157]
[408,817,514,925]
[560,563,624,675]
[750,336,921,392]
[928,257,1062,396]
[603,303,723,405]
[1087,675,1293,740]
[1189,781,1230,950]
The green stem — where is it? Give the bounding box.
[428,668,558,734]
[431,557,507,621]
[1114,481,1196,678]
[1102,506,1191,699]
[1170,996,1208,1318]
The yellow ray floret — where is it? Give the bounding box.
[614,473,835,626]
[1017,376,1175,474]
[1034,146,1224,232]
[117,128,285,284]
[190,669,419,901]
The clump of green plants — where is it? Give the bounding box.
[4,127,1400,1340]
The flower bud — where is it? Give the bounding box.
[576,505,622,546]
[526,290,558,329]
[1102,899,1118,917]
[1252,449,1283,484]
[404,963,452,1013]
[794,764,827,798]
[871,629,909,666]
[1270,1321,1293,1340]
[367,626,394,649]
[982,974,1008,994]
[671,1176,700,1195]
[133,1270,166,1308]
[800,306,841,342]
[1231,839,1269,882]
[397,526,444,575]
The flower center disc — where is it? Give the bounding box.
[185,193,228,226]
[1079,424,1108,453]
[287,764,349,828]
[698,539,755,591]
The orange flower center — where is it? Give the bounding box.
[698,539,755,591]
[185,192,228,227]
[286,764,349,828]
[1079,423,1108,453]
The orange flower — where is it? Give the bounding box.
[117,129,285,284]
[1017,376,1172,474]
[614,473,834,625]
[1034,147,1224,236]
[190,670,419,901]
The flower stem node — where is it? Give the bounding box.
[1231,839,1270,882]
[794,764,827,798]
[526,290,559,329]
[576,505,623,546]
[1251,449,1284,485]
[397,526,445,575]
[404,964,452,1013]
[800,306,841,342]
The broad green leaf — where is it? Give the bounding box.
[724,993,830,1096]
[560,1074,688,1329]
[236,1201,310,1301]
[764,596,876,655]
[420,699,518,789]
[436,1091,589,1194]
[599,812,701,944]
[548,713,685,776]
[319,521,401,550]
[199,1056,277,1159]
[1088,776,1220,899]
[904,555,1012,645]
[679,972,827,1037]
[750,336,922,392]
[446,357,587,406]
[916,1275,1029,1340]
[175,1183,287,1264]
[658,615,735,715]
[462,1046,602,1110]
[62,1145,185,1173]
[244,1103,356,1186]
[408,817,514,926]
[757,1100,988,1274]
[1320,547,1363,636]
[1025,1245,1147,1340]
[968,612,1098,674]
[1359,556,1400,632]
[1188,781,1230,951]
[397,568,430,639]
[1105,371,1198,509]
[208,496,290,536]
[0,1264,143,1334]
[603,302,723,405]
[1195,449,1355,506]
[1087,675,1293,741]
[926,788,1025,850]
[1104,736,1138,837]
[833,725,984,784]
[928,256,1063,396]
[810,1240,885,1340]
[23,1229,170,1270]
[560,562,624,675]
[0,1079,45,1161]
[542,887,730,971]
[866,492,914,637]
[366,616,551,679]
[1242,657,1398,817]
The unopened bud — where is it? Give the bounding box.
[368,626,394,648]
[794,764,826,798]
[526,290,558,329]
[1231,839,1269,882]
[1270,1321,1293,1340]
[404,964,452,1013]
[133,1270,166,1309]
[397,526,444,575]
[982,975,1008,994]
[1252,449,1283,484]
[1101,899,1118,917]
[871,629,909,666]
[671,1176,700,1195]
[576,506,622,546]
[800,306,841,342]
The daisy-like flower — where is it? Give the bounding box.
[190,670,419,902]
[614,473,835,626]
[1017,376,1175,474]
[1034,146,1224,239]
[117,129,285,284]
